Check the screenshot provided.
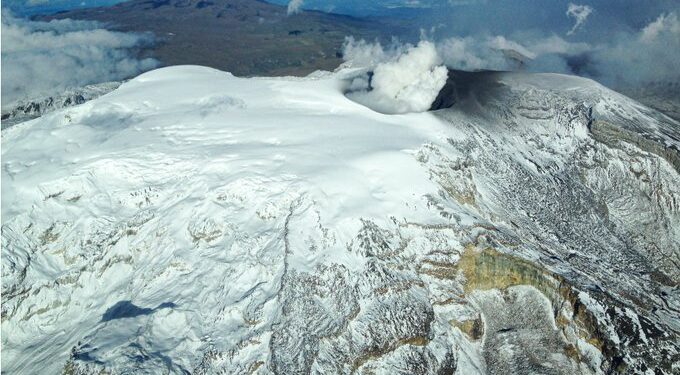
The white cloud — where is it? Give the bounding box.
[436,36,510,71]
[640,12,680,42]
[566,3,593,36]
[429,11,680,88]
[1,10,158,109]
[343,39,448,114]
[593,12,680,86]
[486,35,537,59]
[341,37,409,67]
[528,34,591,55]
[341,33,595,87]
[434,34,590,72]
[287,0,304,15]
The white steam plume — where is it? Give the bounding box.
[287,0,304,15]
[566,3,593,35]
[343,39,448,114]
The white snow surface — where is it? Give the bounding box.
[2,65,679,374]
[1,66,454,373]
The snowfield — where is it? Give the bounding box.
[2,65,679,374]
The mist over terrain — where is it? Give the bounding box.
[323,0,680,90]
[6,0,679,96]
[0,10,157,109]
[350,10,679,88]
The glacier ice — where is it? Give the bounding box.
[2,66,679,374]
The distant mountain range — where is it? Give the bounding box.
[44,0,408,77]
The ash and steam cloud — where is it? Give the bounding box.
[342,3,680,93]
[343,38,448,114]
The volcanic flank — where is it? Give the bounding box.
[2,63,679,374]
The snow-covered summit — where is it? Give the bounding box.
[2,65,679,374]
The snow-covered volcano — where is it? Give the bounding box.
[2,65,679,374]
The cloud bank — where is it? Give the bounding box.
[590,12,680,86]
[1,10,158,109]
[343,39,448,114]
[343,6,680,94]
[566,3,593,35]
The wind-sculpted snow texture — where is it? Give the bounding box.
[2,66,678,374]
